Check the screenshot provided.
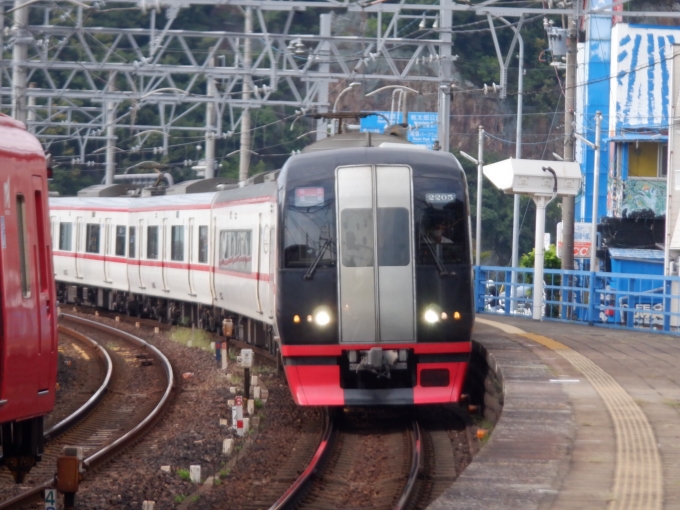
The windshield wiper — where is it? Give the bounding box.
[421,232,451,277]
[304,237,333,280]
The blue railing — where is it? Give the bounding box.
[475,266,680,334]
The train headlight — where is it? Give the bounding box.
[424,308,440,324]
[314,310,331,326]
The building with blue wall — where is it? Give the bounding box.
[575,18,679,275]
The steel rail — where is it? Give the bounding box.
[393,419,422,510]
[60,314,175,468]
[44,325,114,440]
[0,325,112,476]
[267,408,333,510]
[0,314,175,510]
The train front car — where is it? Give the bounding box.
[277,137,473,406]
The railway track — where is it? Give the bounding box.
[0,314,174,509]
[68,304,279,364]
[255,407,473,510]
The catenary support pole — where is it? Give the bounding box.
[316,14,332,141]
[511,26,524,273]
[238,7,253,183]
[437,0,452,152]
[476,126,484,266]
[12,0,29,123]
[204,56,216,179]
[589,111,602,272]
[27,82,35,127]
[105,73,117,185]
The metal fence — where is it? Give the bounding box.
[475,266,680,334]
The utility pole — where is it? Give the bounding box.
[561,15,578,272]
[238,6,253,183]
[438,0,453,152]
[589,111,602,272]
[458,130,483,266]
[476,126,484,266]
[11,0,29,124]
[510,24,524,273]
[316,13,332,141]
[105,73,117,185]
[205,56,216,179]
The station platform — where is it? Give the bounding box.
[429,315,680,510]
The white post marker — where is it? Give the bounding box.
[233,396,244,436]
[247,398,255,415]
[142,502,156,510]
[222,438,234,456]
[243,417,250,434]
[190,465,201,483]
[241,349,253,368]
[253,386,261,399]
[44,489,57,510]
[221,343,227,371]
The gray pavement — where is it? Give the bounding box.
[429,315,680,510]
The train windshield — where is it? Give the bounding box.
[283,184,336,269]
[414,176,469,266]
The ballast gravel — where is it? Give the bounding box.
[28,311,321,509]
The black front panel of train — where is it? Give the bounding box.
[277,149,473,346]
[278,166,339,345]
[413,174,474,342]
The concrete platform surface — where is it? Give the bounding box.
[429,315,680,510]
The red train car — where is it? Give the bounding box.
[0,114,57,482]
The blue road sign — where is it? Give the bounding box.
[360,111,438,149]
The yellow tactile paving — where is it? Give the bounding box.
[476,317,663,510]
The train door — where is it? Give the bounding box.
[31,176,53,391]
[336,165,414,344]
[103,218,112,283]
[267,225,275,320]
[75,217,83,278]
[187,218,196,296]
[161,218,169,291]
[138,219,145,288]
[255,213,264,315]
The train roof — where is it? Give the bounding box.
[284,145,464,181]
[213,180,277,206]
[0,113,45,160]
[302,131,413,153]
[49,192,216,211]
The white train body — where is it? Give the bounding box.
[50,182,278,347]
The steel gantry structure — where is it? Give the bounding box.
[2,0,674,184]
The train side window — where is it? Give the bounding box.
[147,226,159,259]
[59,222,73,251]
[16,195,31,297]
[198,225,208,263]
[171,225,184,261]
[115,226,126,256]
[219,230,252,273]
[86,223,100,253]
[128,226,136,258]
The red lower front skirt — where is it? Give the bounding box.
[282,342,470,406]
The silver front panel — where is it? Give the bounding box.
[376,166,414,342]
[337,166,376,343]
